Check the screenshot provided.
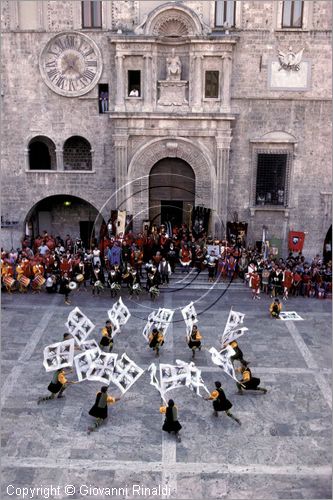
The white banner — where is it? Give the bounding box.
[73,347,101,382]
[110,353,144,395]
[66,307,95,346]
[86,353,118,385]
[209,346,239,383]
[43,339,75,372]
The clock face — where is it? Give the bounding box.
[40,32,103,97]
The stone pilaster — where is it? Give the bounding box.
[192,54,203,111]
[143,54,153,111]
[215,132,232,238]
[221,54,232,112]
[113,134,129,210]
[115,55,125,110]
[55,148,64,171]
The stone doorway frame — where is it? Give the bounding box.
[126,137,216,232]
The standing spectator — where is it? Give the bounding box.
[158,257,171,285]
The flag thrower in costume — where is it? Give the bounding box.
[142,308,174,342]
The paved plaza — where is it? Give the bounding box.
[1,280,332,500]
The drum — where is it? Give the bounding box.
[19,275,30,287]
[76,274,84,283]
[3,276,15,289]
[94,280,103,288]
[111,282,120,290]
[32,275,46,287]
[69,281,77,290]
[133,283,140,290]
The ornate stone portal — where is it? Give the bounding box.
[158,49,188,106]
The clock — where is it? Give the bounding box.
[39,31,103,97]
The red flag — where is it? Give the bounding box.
[288,231,305,252]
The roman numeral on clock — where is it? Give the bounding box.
[68,80,76,92]
[45,60,56,68]
[55,76,66,89]
[47,68,59,81]
[86,60,97,67]
[83,48,94,57]
[81,69,95,82]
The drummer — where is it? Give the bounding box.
[32,261,45,294]
[16,259,30,293]
[2,260,15,293]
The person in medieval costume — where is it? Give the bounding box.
[88,386,120,433]
[205,381,241,424]
[160,399,182,442]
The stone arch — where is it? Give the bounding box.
[135,2,211,37]
[63,135,92,171]
[28,135,57,170]
[127,137,215,224]
[23,194,106,246]
[261,131,297,142]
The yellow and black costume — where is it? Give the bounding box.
[99,322,114,353]
[149,328,164,356]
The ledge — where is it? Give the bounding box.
[25,170,96,174]
[250,206,290,217]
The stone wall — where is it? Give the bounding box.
[1,1,332,256]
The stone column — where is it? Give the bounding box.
[24,148,30,170]
[113,134,129,210]
[215,132,232,238]
[192,54,203,111]
[55,148,64,171]
[115,54,125,111]
[221,54,232,112]
[143,54,153,111]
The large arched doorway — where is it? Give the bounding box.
[24,195,105,249]
[149,158,195,228]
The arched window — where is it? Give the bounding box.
[63,136,92,171]
[28,136,56,170]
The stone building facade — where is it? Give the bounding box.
[1,1,332,256]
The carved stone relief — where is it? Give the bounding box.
[112,0,139,31]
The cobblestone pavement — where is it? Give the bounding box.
[1,282,332,500]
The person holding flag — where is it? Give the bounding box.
[160,399,182,442]
[149,327,164,357]
[205,381,241,425]
[37,368,75,403]
[99,320,114,353]
[88,386,120,434]
[223,340,249,368]
[236,366,267,395]
[187,324,202,359]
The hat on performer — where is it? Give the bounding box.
[214,381,222,388]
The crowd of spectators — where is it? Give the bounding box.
[1,224,331,300]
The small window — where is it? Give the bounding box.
[215,1,236,28]
[205,71,219,98]
[82,1,102,28]
[256,154,287,206]
[98,84,109,114]
[282,0,303,28]
[128,70,141,97]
